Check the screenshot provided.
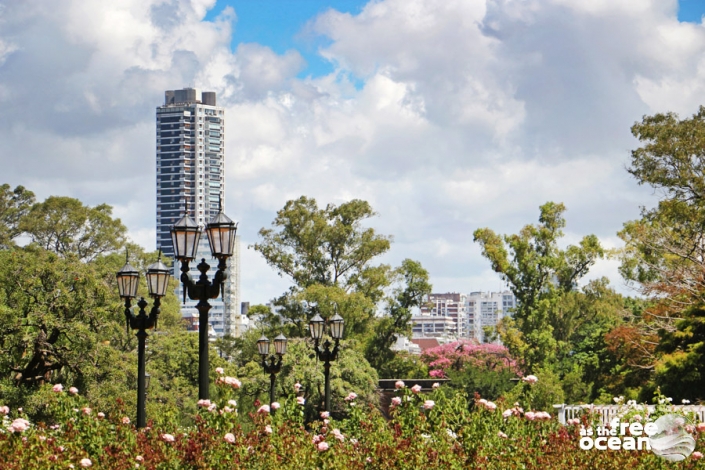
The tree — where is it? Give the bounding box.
[252,196,393,338]
[473,202,605,369]
[364,259,432,376]
[21,196,127,261]
[421,340,518,400]
[0,184,35,249]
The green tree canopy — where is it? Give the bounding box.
[0,184,35,249]
[20,196,127,261]
[473,202,605,370]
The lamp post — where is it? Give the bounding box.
[116,253,169,428]
[257,334,287,410]
[309,313,345,413]
[171,205,237,400]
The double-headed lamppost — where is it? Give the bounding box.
[116,253,170,428]
[309,313,345,413]
[257,334,288,410]
[171,205,237,400]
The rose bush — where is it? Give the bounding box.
[2,378,704,469]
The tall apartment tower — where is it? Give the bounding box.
[155,87,243,337]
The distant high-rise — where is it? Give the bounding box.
[155,87,242,336]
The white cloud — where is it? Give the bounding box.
[0,0,700,303]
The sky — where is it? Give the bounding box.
[1,0,705,304]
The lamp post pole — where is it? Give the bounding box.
[171,204,238,401]
[257,334,287,411]
[308,313,345,413]
[116,254,169,429]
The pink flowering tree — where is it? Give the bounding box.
[421,340,520,401]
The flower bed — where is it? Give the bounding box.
[1,379,704,469]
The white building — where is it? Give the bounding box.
[466,291,516,343]
[155,87,243,337]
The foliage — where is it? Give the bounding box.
[420,340,519,401]
[3,383,704,469]
[473,202,605,370]
[364,258,432,375]
[652,305,705,402]
[20,196,127,261]
[237,339,379,421]
[0,184,35,249]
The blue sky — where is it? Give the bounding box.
[205,0,369,78]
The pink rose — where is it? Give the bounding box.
[332,429,345,442]
[224,377,241,389]
[215,367,224,375]
[197,399,211,408]
[122,417,131,424]
[0,406,9,415]
[228,400,237,407]
[693,451,703,460]
[80,458,92,468]
[697,423,705,433]
[432,383,440,389]
[391,397,402,407]
[224,433,236,444]
[498,431,508,439]
[69,387,79,395]
[525,412,536,421]
[395,380,405,389]
[10,418,30,432]
[522,375,538,384]
[486,401,497,411]
[317,441,329,452]
[271,402,280,410]
[411,384,422,394]
[258,405,270,414]
[265,425,272,435]
[294,382,302,392]
[136,456,144,462]
[97,412,105,419]
[423,400,435,410]
[320,411,330,419]
[52,384,63,393]
[312,434,323,444]
[345,392,357,401]
[81,407,91,416]
[296,397,305,405]
[161,433,175,442]
[502,409,513,418]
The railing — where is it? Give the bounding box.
[553,404,705,425]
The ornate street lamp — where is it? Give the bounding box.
[258,333,287,411]
[309,312,345,412]
[171,204,237,400]
[116,251,169,428]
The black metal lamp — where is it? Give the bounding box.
[309,312,345,412]
[274,334,288,356]
[257,335,270,356]
[116,257,140,300]
[171,202,238,401]
[146,253,170,298]
[205,209,238,259]
[330,313,345,340]
[259,333,286,412]
[309,314,325,341]
[171,212,201,262]
[115,253,165,429]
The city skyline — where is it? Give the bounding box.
[1,1,705,305]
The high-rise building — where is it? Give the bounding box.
[465,291,516,343]
[155,87,243,337]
